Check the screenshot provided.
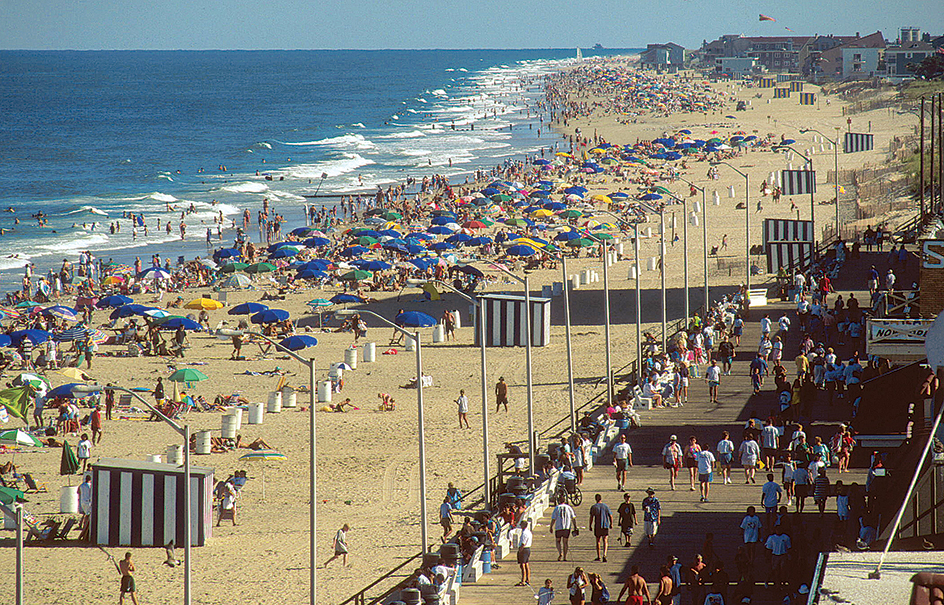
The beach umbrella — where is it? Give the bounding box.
[504,218,533,227]
[219,262,250,273]
[245,262,277,274]
[269,247,300,259]
[59,440,79,477]
[555,231,582,241]
[278,335,318,351]
[456,265,485,278]
[14,301,42,310]
[184,298,223,310]
[329,294,365,305]
[567,238,597,248]
[297,269,329,280]
[101,275,124,286]
[110,304,148,320]
[87,329,109,346]
[558,209,583,219]
[42,305,78,321]
[430,241,455,251]
[0,307,23,321]
[0,428,44,447]
[12,374,48,391]
[220,274,253,289]
[168,368,209,383]
[95,295,132,309]
[380,210,403,221]
[59,368,91,381]
[427,226,455,235]
[295,259,332,272]
[468,236,492,246]
[506,244,537,257]
[251,309,290,324]
[289,227,317,237]
[229,302,268,316]
[53,326,91,342]
[142,308,171,319]
[304,237,331,248]
[358,260,392,272]
[156,317,203,331]
[0,486,26,505]
[340,269,373,281]
[339,246,369,257]
[350,229,382,238]
[640,193,663,201]
[533,159,551,165]
[10,330,50,346]
[239,450,286,500]
[445,233,472,244]
[462,220,487,230]
[0,335,10,347]
[214,248,242,259]
[307,299,333,308]
[138,267,171,280]
[395,311,437,328]
[529,209,554,218]
[651,186,672,194]
[47,383,87,399]
[353,236,378,247]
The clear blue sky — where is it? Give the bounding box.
[3,0,942,50]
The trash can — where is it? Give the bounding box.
[432,325,444,343]
[363,342,376,363]
[221,414,238,439]
[60,485,79,514]
[247,402,265,424]
[166,444,183,465]
[317,381,332,403]
[267,391,282,413]
[282,387,297,409]
[195,431,212,455]
[344,347,358,370]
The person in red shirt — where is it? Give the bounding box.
[90,404,103,445]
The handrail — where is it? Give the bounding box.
[338,550,426,605]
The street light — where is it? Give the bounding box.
[404,278,492,504]
[537,251,578,432]
[72,383,193,605]
[488,263,536,474]
[711,161,752,290]
[219,329,317,604]
[661,190,692,325]
[334,308,430,551]
[799,127,842,240]
[676,176,710,314]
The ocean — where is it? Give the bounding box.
[0,48,637,291]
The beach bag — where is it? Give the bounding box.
[597,585,609,604]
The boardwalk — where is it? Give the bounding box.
[458,248,914,605]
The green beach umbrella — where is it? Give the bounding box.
[0,486,26,505]
[505,218,531,227]
[558,209,583,218]
[340,269,373,281]
[219,262,249,274]
[567,238,598,248]
[354,236,378,246]
[476,217,496,226]
[651,186,671,194]
[0,428,44,447]
[13,301,42,309]
[593,232,616,240]
[380,211,402,221]
[239,450,286,501]
[306,299,333,308]
[244,262,277,274]
[60,440,80,477]
[168,368,209,383]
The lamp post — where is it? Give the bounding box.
[489,263,536,474]
[799,127,842,240]
[72,384,193,605]
[219,329,317,604]
[405,278,492,504]
[335,309,429,551]
[662,190,692,323]
[711,161,751,290]
[676,176,709,314]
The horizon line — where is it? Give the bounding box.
[0,47,645,52]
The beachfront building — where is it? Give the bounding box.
[714,57,759,79]
[884,41,937,82]
[814,31,886,81]
[639,43,687,70]
[699,33,867,75]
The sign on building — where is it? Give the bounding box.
[866,319,934,360]
[843,132,874,153]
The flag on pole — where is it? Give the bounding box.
[759,14,776,21]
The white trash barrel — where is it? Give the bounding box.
[648,257,658,271]
[552,282,563,296]
[405,335,415,351]
[452,310,461,330]
[363,342,376,363]
[195,431,212,455]
[147,454,163,463]
[344,347,358,370]
[713,190,721,205]
[432,325,445,343]
[644,227,652,238]
[541,285,552,297]
[228,407,243,430]
[618,242,624,256]
[166,444,183,465]
[267,392,282,413]
[247,402,265,424]
[690,213,699,227]
[282,387,297,408]
[591,270,600,283]
[60,486,79,514]
[317,381,332,403]
[221,414,238,439]
[629,265,638,280]
[693,201,701,213]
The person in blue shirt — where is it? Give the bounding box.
[589,494,612,562]
[750,353,768,395]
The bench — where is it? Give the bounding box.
[632,385,653,410]
[748,288,768,307]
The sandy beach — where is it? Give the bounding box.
[0,60,921,605]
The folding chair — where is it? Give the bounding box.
[22,473,48,493]
[55,517,77,540]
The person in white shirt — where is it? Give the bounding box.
[740,506,763,560]
[696,448,716,502]
[765,527,792,589]
[760,314,772,336]
[550,500,577,561]
[761,473,783,530]
[716,431,735,484]
[705,360,721,404]
[613,434,633,491]
[738,438,761,484]
[761,419,781,471]
[516,520,533,586]
[778,313,791,335]
[455,389,470,429]
[77,434,92,474]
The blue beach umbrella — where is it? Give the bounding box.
[640,193,663,201]
[555,231,581,241]
[10,330,51,345]
[95,295,132,309]
[350,229,382,239]
[295,259,331,271]
[278,335,319,351]
[468,236,492,246]
[395,311,437,328]
[427,226,455,235]
[430,241,455,251]
[47,383,88,399]
[251,309,290,324]
[214,248,241,259]
[228,302,269,316]
[405,232,432,241]
[330,293,366,304]
[269,247,299,259]
[109,304,148,319]
[304,237,331,248]
[358,260,392,271]
[430,216,456,226]
[445,233,472,244]
[0,335,11,347]
[157,317,203,331]
[506,244,537,257]
[297,269,329,280]
[340,246,369,257]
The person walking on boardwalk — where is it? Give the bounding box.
[550,497,576,561]
[683,436,702,492]
[642,488,662,548]
[589,493,612,562]
[705,359,721,404]
[662,435,683,490]
[515,519,532,587]
[495,377,509,412]
[613,433,633,491]
[617,493,637,547]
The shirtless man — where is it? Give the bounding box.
[617,565,650,605]
[118,552,139,605]
[654,565,674,605]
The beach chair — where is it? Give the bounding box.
[22,473,47,493]
[55,517,77,540]
[26,519,60,543]
[118,393,133,410]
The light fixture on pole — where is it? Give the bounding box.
[405,278,492,504]
[677,176,709,314]
[711,161,751,291]
[219,329,317,604]
[488,263,536,474]
[334,309,429,551]
[660,209,667,351]
[72,383,193,605]
[799,127,841,240]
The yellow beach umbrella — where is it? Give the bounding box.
[591,194,613,204]
[529,209,554,218]
[184,298,223,310]
[555,152,572,158]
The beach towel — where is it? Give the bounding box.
[382,348,398,355]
